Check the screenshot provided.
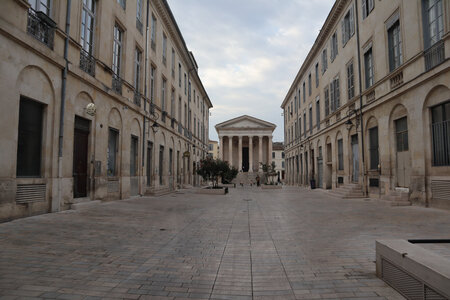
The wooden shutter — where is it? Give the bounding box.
[362,0,367,19]
[350,6,355,36]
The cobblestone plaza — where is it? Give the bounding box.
[1,187,449,299]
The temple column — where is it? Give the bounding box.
[228,136,233,167]
[219,136,224,159]
[268,135,273,165]
[258,135,263,171]
[238,136,243,171]
[249,136,253,172]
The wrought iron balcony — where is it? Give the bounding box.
[178,123,183,134]
[112,74,122,95]
[27,8,55,49]
[171,117,176,129]
[425,40,445,71]
[133,92,141,107]
[161,111,167,122]
[80,49,95,77]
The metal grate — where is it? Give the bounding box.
[382,259,422,300]
[107,180,119,193]
[369,178,379,187]
[80,49,95,76]
[16,184,46,204]
[338,177,344,184]
[424,40,445,71]
[425,285,446,300]
[382,258,447,300]
[431,180,450,201]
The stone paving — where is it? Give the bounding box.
[1,186,450,300]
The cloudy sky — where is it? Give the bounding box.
[169,0,335,142]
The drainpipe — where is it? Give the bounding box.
[142,0,149,171]
[354,0,367,196]
[55,0,71,212]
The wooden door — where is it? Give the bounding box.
[73,117,90,198]
[395,117,410,187]
[351,135,359,182]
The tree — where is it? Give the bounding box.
[260,161,277,184]
[197,157,237,188]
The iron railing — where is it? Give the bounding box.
[178,123,183,134]
[112,74,122,95]
[425,40,445,71]
[80,49,95,76]
[431,119,450,166]
[27,8,55,49]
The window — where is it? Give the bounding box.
[159,146,164,185]
[298,117,301,139]
[29,0,51,15]
[194,117,196,136]
[308,73,312,96]
[171,48,175,77]
[342,6,355,46]
[17,97,44,177]
[423,0,444,48]
[117,0,126,10]
[316,97,320,129]
[362,0,374,19]
[282,161,285,168]
[309,105,313,134]
[169,148,173,176]
[107,128,119,176]
[395,117,409,152]
[184,73,187,95]
[364,47,374,89]
[150,66,155,102]
[130,135,138,176]
[272,152,275,159]
[303,111,306,136]
[330,32,338,61]
[315,63,319,87]
[388,20,402,72]
[161,77,166,111]
[369,127,379,170]
[81,0,95,54]
[178,63,182,87]
[136,0,142,32]
[146,142,153,186]
[134,48,142,92]
[337,139,344,170]
[303,82,306,102]
[322,49,328,74]
[294,96,297,112]
[151,15,156,49]
[347,61,354,100]
[431,101,450,166]
[178,97,182,121]
[324,86,330,116]
[162,33,167,65]
[112,24,123,76]
[330,76,340,113]
[170,89,175,116]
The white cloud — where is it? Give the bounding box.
[169,0,335,142]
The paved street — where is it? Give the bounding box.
[1,187,450,300]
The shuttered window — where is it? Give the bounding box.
[362,0,374,19]
[364,47,374,89]
[324,86,330,116]
[388,20,402,72]
[369,127,379,170]
[107,128,119,177]
[342,5,355,46]
[337,139,344,170]
[431,101,450,166]
[17,97,44,177]
[130,135,138,176]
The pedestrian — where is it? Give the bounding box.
[256,175,260,187]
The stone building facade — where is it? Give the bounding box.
[0,0,212,221]
[281,0,450,209]
[208,140,219,159]
[216,115,276,172]
[272,142,285,182]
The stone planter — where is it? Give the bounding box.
[196,187,228,195]
[261,185,282,190]
[220,183,235,188]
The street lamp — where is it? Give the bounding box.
[346,108,360,131]
[151,122,159,133]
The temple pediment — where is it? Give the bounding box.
[215,115,276,130]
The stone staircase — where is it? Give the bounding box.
[380,187,411,206]
[233,172,262,185]
[328,183,364,199]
